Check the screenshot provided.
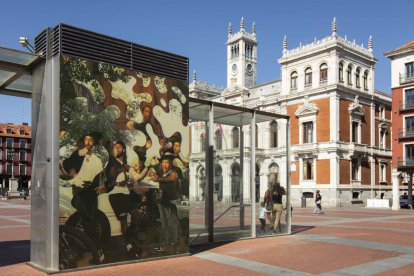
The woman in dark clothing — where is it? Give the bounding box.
[314,190,324,214]
[271,183,285,234]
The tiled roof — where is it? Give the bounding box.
[384,41,414,57]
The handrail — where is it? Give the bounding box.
[189,203,251,245]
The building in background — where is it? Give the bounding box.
[385,41,414,209]
[0,123,32,191]
[190,18,392,207]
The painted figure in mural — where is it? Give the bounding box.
[271,183,285,234]
[59,132,105,261]
[151,150,180,252]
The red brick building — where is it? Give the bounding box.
[0,123,32,190]
[385,41,414,209]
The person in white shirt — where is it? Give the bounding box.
[259,202,270,235]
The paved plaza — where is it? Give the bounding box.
[0,200,413,275]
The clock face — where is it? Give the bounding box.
[232,64,238,75]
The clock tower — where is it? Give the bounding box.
[227,17,257,88]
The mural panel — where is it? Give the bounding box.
[59,56,189,269]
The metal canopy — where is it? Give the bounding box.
[189,97,289,125]
[0,47,44,98]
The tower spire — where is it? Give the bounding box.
[192,69,196,82]
[228,22,232,36]
[252,21,256,35]
[331,17,337,37]
[368,35,373,52]
[283,35,287,54]
[240,17,245,32]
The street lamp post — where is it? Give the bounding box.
[8,149,15,179]
[6,149,20,197]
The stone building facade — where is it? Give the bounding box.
[189,18,392,207]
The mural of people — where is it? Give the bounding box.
[59,56,189,269]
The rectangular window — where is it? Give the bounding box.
[6,150,14,160]
[406,62,414,77]
[351,121,359,143]
[6,163,13,175]
[20,150,26,161]
[303,122,313,143]
[19,139,27,149]
[351,158,359,180]
[380,164,386,183]
[19,129,25,135]
[405,89,414,107]
[379,129,386,148]
[19,164,27,175]
[6,138,13,148]
[406,144,414,165]
[303,159,314,180]
[6,128,12,134]
[406,116,414,137]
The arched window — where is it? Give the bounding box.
[290,71,298,89]
[305,67,312,86]
[215,129,222,150]
[270,120,278,148]
[339,62,344,82]
[347,64,353,85]
[355,68,361,88]
[232,127,239,148]
[320,63,328,82]
[363,70,369,90]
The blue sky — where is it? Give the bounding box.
[1,0,413,125]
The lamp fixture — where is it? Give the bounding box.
[19,37,35,53]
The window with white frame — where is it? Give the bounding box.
[303,159,314,180]
[232,127,239,149]
[290,71,298,90]
[351,121,360,143]
[0,164,2,174]
[405,116,414,137]
[379,106,385,119]
[320,63,328,82]
[379,162,387,183]
[6,149,14,160]
[19,164,26,175]
[339,62,344,82]
[269,120,278,148]
[363,70,369,90]
[406,144,414,165]
[379,128,386,148]
[20,150,26,161]
[405,89,414,108]
[305,67,312,86]
[406,62,414,78]
[6,138,13,148]
[19,139,27,149]
[303,121,314,143]
[215,129,223,150]
[347,64,353,85]
[351,158,360,181]
[200,133,206,152]
[355,68,361,88]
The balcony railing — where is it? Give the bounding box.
[397,157,414,171]
[398,128,414,139]
[399,101,414,112]
[400,72,414,85]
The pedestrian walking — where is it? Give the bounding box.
[313,190,324,214]
[258,202,269,235]
[271,183,285,234]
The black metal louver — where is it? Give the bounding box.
[34,24,188,81]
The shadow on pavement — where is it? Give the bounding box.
[291,225,314,234]
[0,240,30,267]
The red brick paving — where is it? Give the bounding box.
[0,201,413,275]
[209,237,401,274]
